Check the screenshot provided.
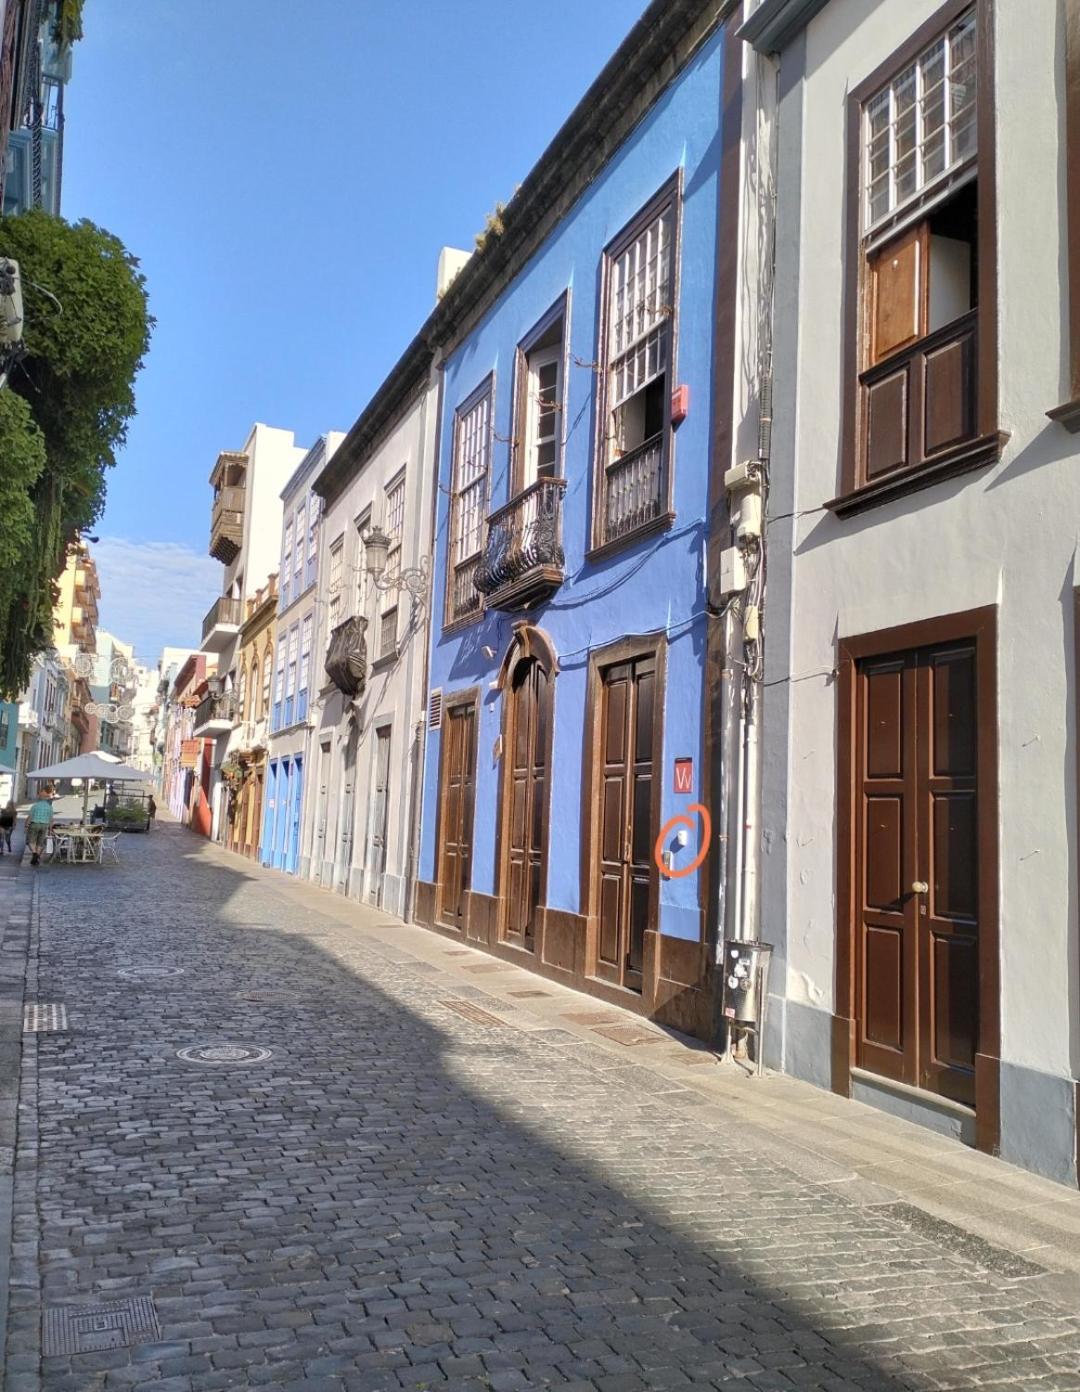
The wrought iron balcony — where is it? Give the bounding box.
[325,616,367,698]
[201,594,243,651]
[210,484,245,564]
[474,477,566,611]
[192,692,236,737]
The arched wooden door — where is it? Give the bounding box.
[500,654,552,951]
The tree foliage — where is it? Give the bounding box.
[0,211,152,696]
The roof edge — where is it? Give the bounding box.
[737,0,830,52]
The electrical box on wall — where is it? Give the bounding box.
[715,547,747,599]
[671,384,690,425]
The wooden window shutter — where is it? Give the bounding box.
[869,223,928,364]
[428,688,443,731]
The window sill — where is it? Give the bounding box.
[826,432,1008,518]
[370,651,398,673]
[1048,397,1080,434]
[585,510,676,564]
[441,611,485,638]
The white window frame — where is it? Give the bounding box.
[524,346,561,487]
[863,8,977,235]
[299,613,313,693]
[451,387,491,569]
[607,202,673,455]
[285,623,299,699]
[327,536,344,632]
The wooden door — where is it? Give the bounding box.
[336,731,357,893]
[503,658,550,950]
[855,641,979,1105]
[438,702,476,929]
[595,655,656,991]
[365,727,391,907]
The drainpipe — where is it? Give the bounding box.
[404,347,443,924]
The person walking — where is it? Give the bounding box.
[0,798,15,854]
[147,793,157,829]
[25,789,55,866]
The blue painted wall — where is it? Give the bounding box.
[420,31,725,944]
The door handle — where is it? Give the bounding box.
[910,880,929,894]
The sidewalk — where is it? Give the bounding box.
[0,826,31,1384]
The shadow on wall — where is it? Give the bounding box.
[30,825,962,1389]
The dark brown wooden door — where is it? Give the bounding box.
[438,702,476,929]
[504,658,550,950]
[855,641,979,1105]
[365,726,391,907]
[596,655,656,991]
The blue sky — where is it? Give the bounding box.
[62,0,646,662]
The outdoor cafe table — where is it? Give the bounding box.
[51,823,104,864]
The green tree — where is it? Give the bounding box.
[0,210,152,696]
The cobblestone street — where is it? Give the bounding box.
[7,825,1080,1390]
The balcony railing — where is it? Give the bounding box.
[474,477,566,611]
[201,595,243,646]
[603,434,665,544]
[193,692,236,734]
[447,554,481,626]
[210,484,245,564]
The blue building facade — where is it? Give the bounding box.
[261,437,337,873]
[415,2,737,1038]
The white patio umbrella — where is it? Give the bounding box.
[27,753,152,822]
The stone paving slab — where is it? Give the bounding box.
[6,824,1080,1388]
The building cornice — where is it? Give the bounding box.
[315,0,737,505]
[737,0,831,53]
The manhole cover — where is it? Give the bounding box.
[23,1003,67,1032]
[591,1022,663,1046]
[562,1010,624,1025]
[44,1297,160,1355]
[176,1044,273,1066]
[235,990,300,1005]
[440,998,509,1027]
[118,966,184,980]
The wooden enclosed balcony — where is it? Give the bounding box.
[474,477,566,612]
[209,484,245,564]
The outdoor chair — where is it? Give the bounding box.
[98,833,121,865]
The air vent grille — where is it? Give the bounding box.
[428,687,443,730]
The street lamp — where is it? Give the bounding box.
[363,525,431,608]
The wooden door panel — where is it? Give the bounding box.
[923,329,975,456]
[866,666,903,777]
[932,792,977,920]
[865,369,909,478]
[599,874,621,965]
[870,224,926,362]
[930,931,979,1079]
[500,658,550,949]
[864,797,903,909]
[931,648,976,777]
[862,924,904,1053]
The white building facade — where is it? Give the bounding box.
[743,0,1080,1184]
[195,423,307,841]
[263,433,344,874]
[302,363,440,919]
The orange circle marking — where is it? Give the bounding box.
[654,802,712,880]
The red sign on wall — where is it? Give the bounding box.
[673,757,693,794]
[180,740,200,769]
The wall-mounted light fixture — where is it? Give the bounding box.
[364,524,431,610]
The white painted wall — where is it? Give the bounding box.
[765,0,1078,1085]
[301,370,440,919]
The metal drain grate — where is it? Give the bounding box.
[591,1022,664,1046]
[440,999,509,1027]
[23,1003,67,1032]
[44,1297,160,1355]
[176,1044,273,1066]
[235,990,300,1005]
